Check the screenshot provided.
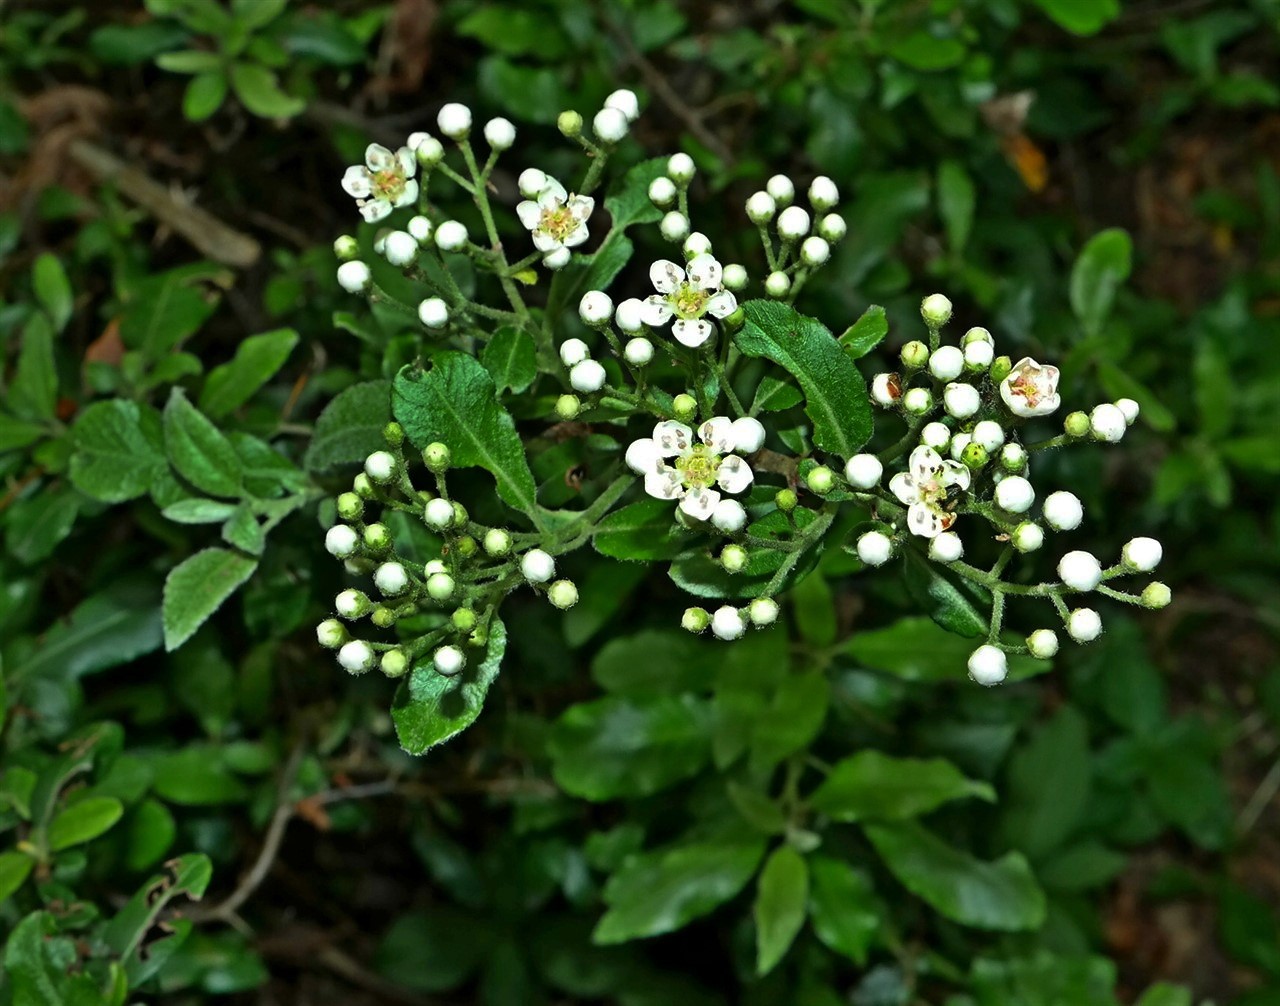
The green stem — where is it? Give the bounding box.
[876,416,925,465]
[459,139,530,321]
[763,510,834,596]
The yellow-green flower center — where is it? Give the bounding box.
[539,205,577,242]
[373,167,407,201]
[673,282,710,319]
[675,444,721,488]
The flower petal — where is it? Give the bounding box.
[698,417,734,453]
[561,222,590,247]
[541,177,568,203]
[908,502,944,538]
[360,199,392,223]
[394,179,419,207]
[567,194,594,220]
[940,461,971,492]
[672,318,714,348]
[625,438,661,474]
[652,421,693,456]
[645,466,684,500]
[396,146,416,175]
[365,144,395,171]
[679,486,720,521]
[889,472,918,504]
[650,259,685,295]
[341,166,371,198]
[516,200,542,229]
[685,254,722,291]
[706,291,737,319]
[639,295,673,326]
[532,232,562,252]
[715,455,754,494]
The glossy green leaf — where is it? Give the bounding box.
[304,379,392,471]
[48,796,124,851]
[151,748,249,805]
[1070,228,1132,335]
[809,856,880,965]
[164,389,244,498]
[591,629,717,696]
[593,497,694,560]
[937,160,975,252]
[199,328,298,418]
[1032,0,1121,35]
[32,253,73,332]
[184,71,228,121]
[810,750,994,822]
[70,400,168,502]
[481,326,538,394]
[903,550,988,637]
[837,305,888,360]
[10,314,57,422]
[754,845,808,976]
[1002,706,1091,858]
[162,547,259,650]
[0,851,33,903]
[229,62,305,118]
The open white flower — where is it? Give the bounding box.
[1000,357,1061,418]
[889,445,971,538]
[626,418,754,520]
[639,255,737,348]
[341,144,418,223]
[516,176,594,265]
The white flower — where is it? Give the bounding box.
[712,605,746,641]
[624,338,653,366]
[766,174,795,205]
[903,388,933,415]
[418,297,449,329]
[383,230,417,266]
[426,572,455,600]
[423,498,454,529]
[777,206,811,240]
[929,346,964,381]
[435,220,468,251]
[949,432,972,462]
[338,640,374,673]
[730,417,766,454]
[559,338,590,367]
[845,453,882,489]
[543,246,570,270]
[521,548,556,583]
[943,382,980,419]
[710,499,747,533]
[316,619,346,648]
[325,525,358,559]
[808,176,839,210]
[341,143,418,223]
[579,290,613,325]
[593,106,629,143]
[1058,550,1102,591]
[409,133,443,166]
[649,176,677,207]
[1000,442,1027,471]
[437,102,472,139]
[364,451,396,482]
[746,191,776,223]
[433,645,465,675]
[516,177,594,265]
[889,445,971,538]
[336,261,370,293]
[627,418,754,521]
[1027,629,1059,659]
[929,531,963,563]
[660,212,690,242]
[963,339,994,369]
[640,256,737,348]
[967,645,1007,686]
[1122,536,1162,572]
[375,561,409,596]
[971,420,1005,452]
[518,168,549,198]
[484,116,516,150]
[667,152,695,183]
[569,359,606,393]
[1043,490,1083,531]
[605,88,640,122]
[1000,357,1061,417]
[994,475,1035,513]
[856,530,893,566]
[335,589,367,619]
[1090,403,1127,442]
[1067,608,1102,643]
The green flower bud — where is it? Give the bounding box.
[682,606,710,632]
[427,572,456,600]
[468,625,489,648]
[381,648,409,678]
[990,355,1012,384]
[451,501,469,527]
[902,387,933,416]
[920,293,952,327]
[748,597,779,626]
[723,306,745,331]
[353,473,377,499]
[371,606,398,628]
[672,394,698,423]
[557,109,583,137]
[961,442,989,470]
[806,465,835,495]
[555,394,581,420]
[423,441,451,472]
[548,579,579,610]
[451,608,476,633]
[1141,582,1172,609]
[336,492,363,521]
[1064,411,1090,438]
[363,523,392,552]
[1000,443,1027,473]
[483,528,512,557]
[775,488,798,512]
[333,235,359,261]
[900,340,929,370]
[720,544,748,573]
[316,618,347,648]
[455,534,478,558]
[383,422,404,447]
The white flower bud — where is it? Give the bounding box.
[943,382,980,419]
[929,531,963,563]
[364,450,396,483]
[570,359,606,393]
[667,152,695,183]
[808,175,839,210]
[648,176,677,208]
[521,548,555,583]
[382,230,417,267]
[746,191,776,223]
[423,559,447,575]
[1027,629,1059,659]
[800,236,830,266]
[543,246,571,270]
[325,525,359,559]
[434,220,468,251]
[605,88,640,122]
[615,297,646,333]
[335,589,368,619]
[338,640,374,674]
[433,645,465,676]
[1067,608,1103,643]
[483,116,516,150]
[949,432,972,461]
[766,174,795,205]
[436,102,472,139]
[967,644,1007,686]
[711,498,747,533]
[963,339,994,369]
[559,338,590,367]
[1058,550,1102,591]
[903,387,933,415]
[1090,403,1127,443]
[426,572,455,600]
[971,420,1005,452]
[374,561,409,596]
[624,337,654,366]
[518,168,549,198]
[920,293,952,326]
[660,211,690,242]
[418,297,449,329]
[578,290,613,325]
[730,416,766,454]
[920,422,951,450]
[723,263,749,290]
[764,271,790,298]
[424,497,454,529]
[408,215,433,243]
[928,346,964,381]
[777,205,811,240]
[337,260,371,293]
[818,213,847,242]
[548,579,579,609]
[316,618,346,648]
[856,530,893,566]
[410,132,444,166]
[1012,522,1044,552]
[995,476,1035,513]
[749,597,779,626]
[711,605,746,641]
[683,231,712,258]
[1043,491,1083,531]
[483,528,511,556]
[593,106,629,143]
[1000,442,1027,472]
[844,453,882,489]
[871,373,900,407]
[1122,536,1162,572]
[1115,398,1140,425]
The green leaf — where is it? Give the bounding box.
[1032,0,1120,35]
[184,71,228,121]
[887,31,966,71]
[810,751,994,822]
[754,845,808,976]
[842,616,1049,682]
[809,856,880,965]
[457,6,569,58]
[199,328,298,418]
[47,796,124,851]
[162,547,258,650]
[32,253,73,332]
[903,550,988,637]
[0,851,34,902]
[593,497,694,560]
[164,388,244,498]
[10,314,57,422]
[937,160,976,253]
[122,799,176,870]
[91,22,188,64]
[393,354,539,518]
[103,853,211,986]
[228,62,305,118]
[481,326,538,394]
[752,374,804,411]
[751,669,829,767]
[119,267,221,358]
[837,305,889,360]
[151,748,248,805]
[1096,361,1175,433]
[1002,706,1091,858]
[305,379,392,471]
[548,694,712,800]
[592,629,717,696]
[157,49,224,74]
[70,400,168,502]
[0,415,48,454]
[594,838,767,944]
[162,498,240,524]
[391,619,507,754]
[221,504,265,555]
[232,0,287,29]
[791,572,836,645]
[277,12,366,65]
[5,481,81,564]
[1134,984,1192,1006]
[736,300,873,457]
[1069,228,1132,335]
[864,821,1046,931]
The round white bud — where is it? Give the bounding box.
[338,640,374,674]
[903,387,933,415]
[971,420,1005,452]
[683,231,712,258]
[1000,442,1027,471]
[433,645,465,676]
[1027,629,1059,659]
[800,236,830,266]
[434,220,468,251]
[559,338,590,367]
[660,211,690,242]
[949,432,972,461]
[1122,536,1162,572]
[374,561,409,596]
[967,644,1007,686]
[383,230,417,267]
[1043,491,1083,531]
[928,346,964,381]
[920,293,953,326]
[334,589,367,619]
[749,597,779,626]
[943,382,981,419]
[424,497,454,530]
[711,605,746,641]
[764,271,790,298]
[615,297,646,333]
[521,548,555,583]
[1068,608,1103,643]
[605,88,639,122]
[995,476,1035,513]
[548,579,579,609]
[818,213,847,242]
[624,338,654,366]
[418,297,449,329]
[1012,522,1044,553]
[436,102,472,139]
[316,619,346,648]
[766,174,795,205]
[578,290,613,326]
[570,359,606,393]
[336,260,371,293]
[844,453,883,489]
[746,191,776,223]
[325,525,359,559]
[871,373,900,407]
[648,175,677,208]
[723,263,749,290]
[518,168,549,198]
[730,416,766,454]
[921,422,951,450]
[808,175,839,210]
[407,215,433,242]
[929,531,964,563]
[483,116,516,150]
[856,530,893,566]
[777,205,811,240]
[423,559,447,575]
[710,499,748,534]
[593,106,629,143]
[1090,403,1127,443]
[364,450,396,483]
[667,152,695,183]
[963,339,994,369]
[426,572,455,600]
[1115,398,1140,425]
[1058,550,1102,592]
[410,132,444,165]
[543,246,571,270]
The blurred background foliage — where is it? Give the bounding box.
[1,0,1279,1003]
